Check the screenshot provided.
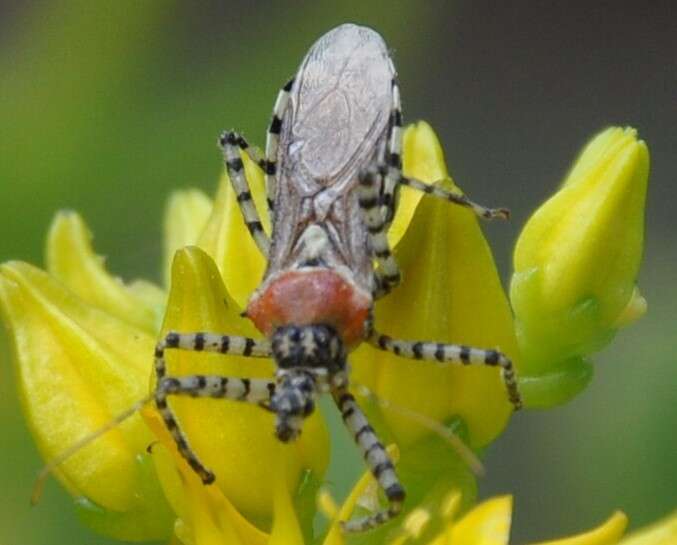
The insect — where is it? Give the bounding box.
[153,23,521,532]
[35,23,521,533]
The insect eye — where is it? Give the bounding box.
[290,327,302,343]
[314,328,329,346]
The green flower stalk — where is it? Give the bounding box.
[511,127,649,407]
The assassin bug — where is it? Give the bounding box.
[34,24,521,533]
[153,23,521,532]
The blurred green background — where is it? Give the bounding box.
[1,1,674,544]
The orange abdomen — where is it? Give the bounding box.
[246,269,371,349]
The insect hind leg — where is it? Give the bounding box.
[219,130,271,257]
[154,331,273,483]
[368,329,522,410]
[334,385,405,533]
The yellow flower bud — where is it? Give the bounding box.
[163,189,213,288]
[0,213,172,541]
[619,509,677,545]
[511,127,649,406]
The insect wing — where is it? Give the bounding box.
[266,24,396,291]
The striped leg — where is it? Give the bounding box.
[263,77,294,221]
[358,77,405,298]
[378,76,509,222]
[399,176,510,220]
[155,375,275,484]
[218,131,266,169]
[154,332,272,483]
[368,330,522,411]
[358,167,401,298]
[334,386,405,533]
[380,77,404,226]
[219,131,270,256]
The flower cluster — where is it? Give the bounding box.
[0,123,662,544]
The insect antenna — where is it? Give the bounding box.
[350,382,485,477]
[31,393,154,506]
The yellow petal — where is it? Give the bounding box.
[529,511,628,545]
[387,122,440,249]
[0,262,156,512]
[269,464,306,545]
[353,122,518,447]
[152,246,328,529]
[620,509,677,545]
[143,407,267,545]
[46,211,164,334]
[198,153,269,309]
[612,287,647,329]
[163,189,213,287]
[449,495,513,545]
[128,278,168,321]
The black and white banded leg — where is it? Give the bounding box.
[375,76,509,223]
[358,76,404,298]
[219,131,271,256]
[218,130,266,170]
[368,330,522,410]
[334,385,405,533]
[380,76,405,225]
[263,77,294,221]
[358,167,402,298]
[399,176,510,220]
[154,331,273,483]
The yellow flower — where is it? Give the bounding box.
[0,213,172,540]
[317,462,638,545]
[354,122,519,448]
[319,463,675,545]
[511,127,649,407]
[349,122,520,520]
[0,148,329,541]
[619,510,677,545]
[0,122,654,544]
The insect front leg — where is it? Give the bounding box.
[218,130,266,170]
[368,329,522,411]
[263,77,294,221]
[155,374,276,484]
[154,331,273,483]
[334,385,405,533]
[358,167,402,298]
[380,77,405,225]
[219,131,271,256]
